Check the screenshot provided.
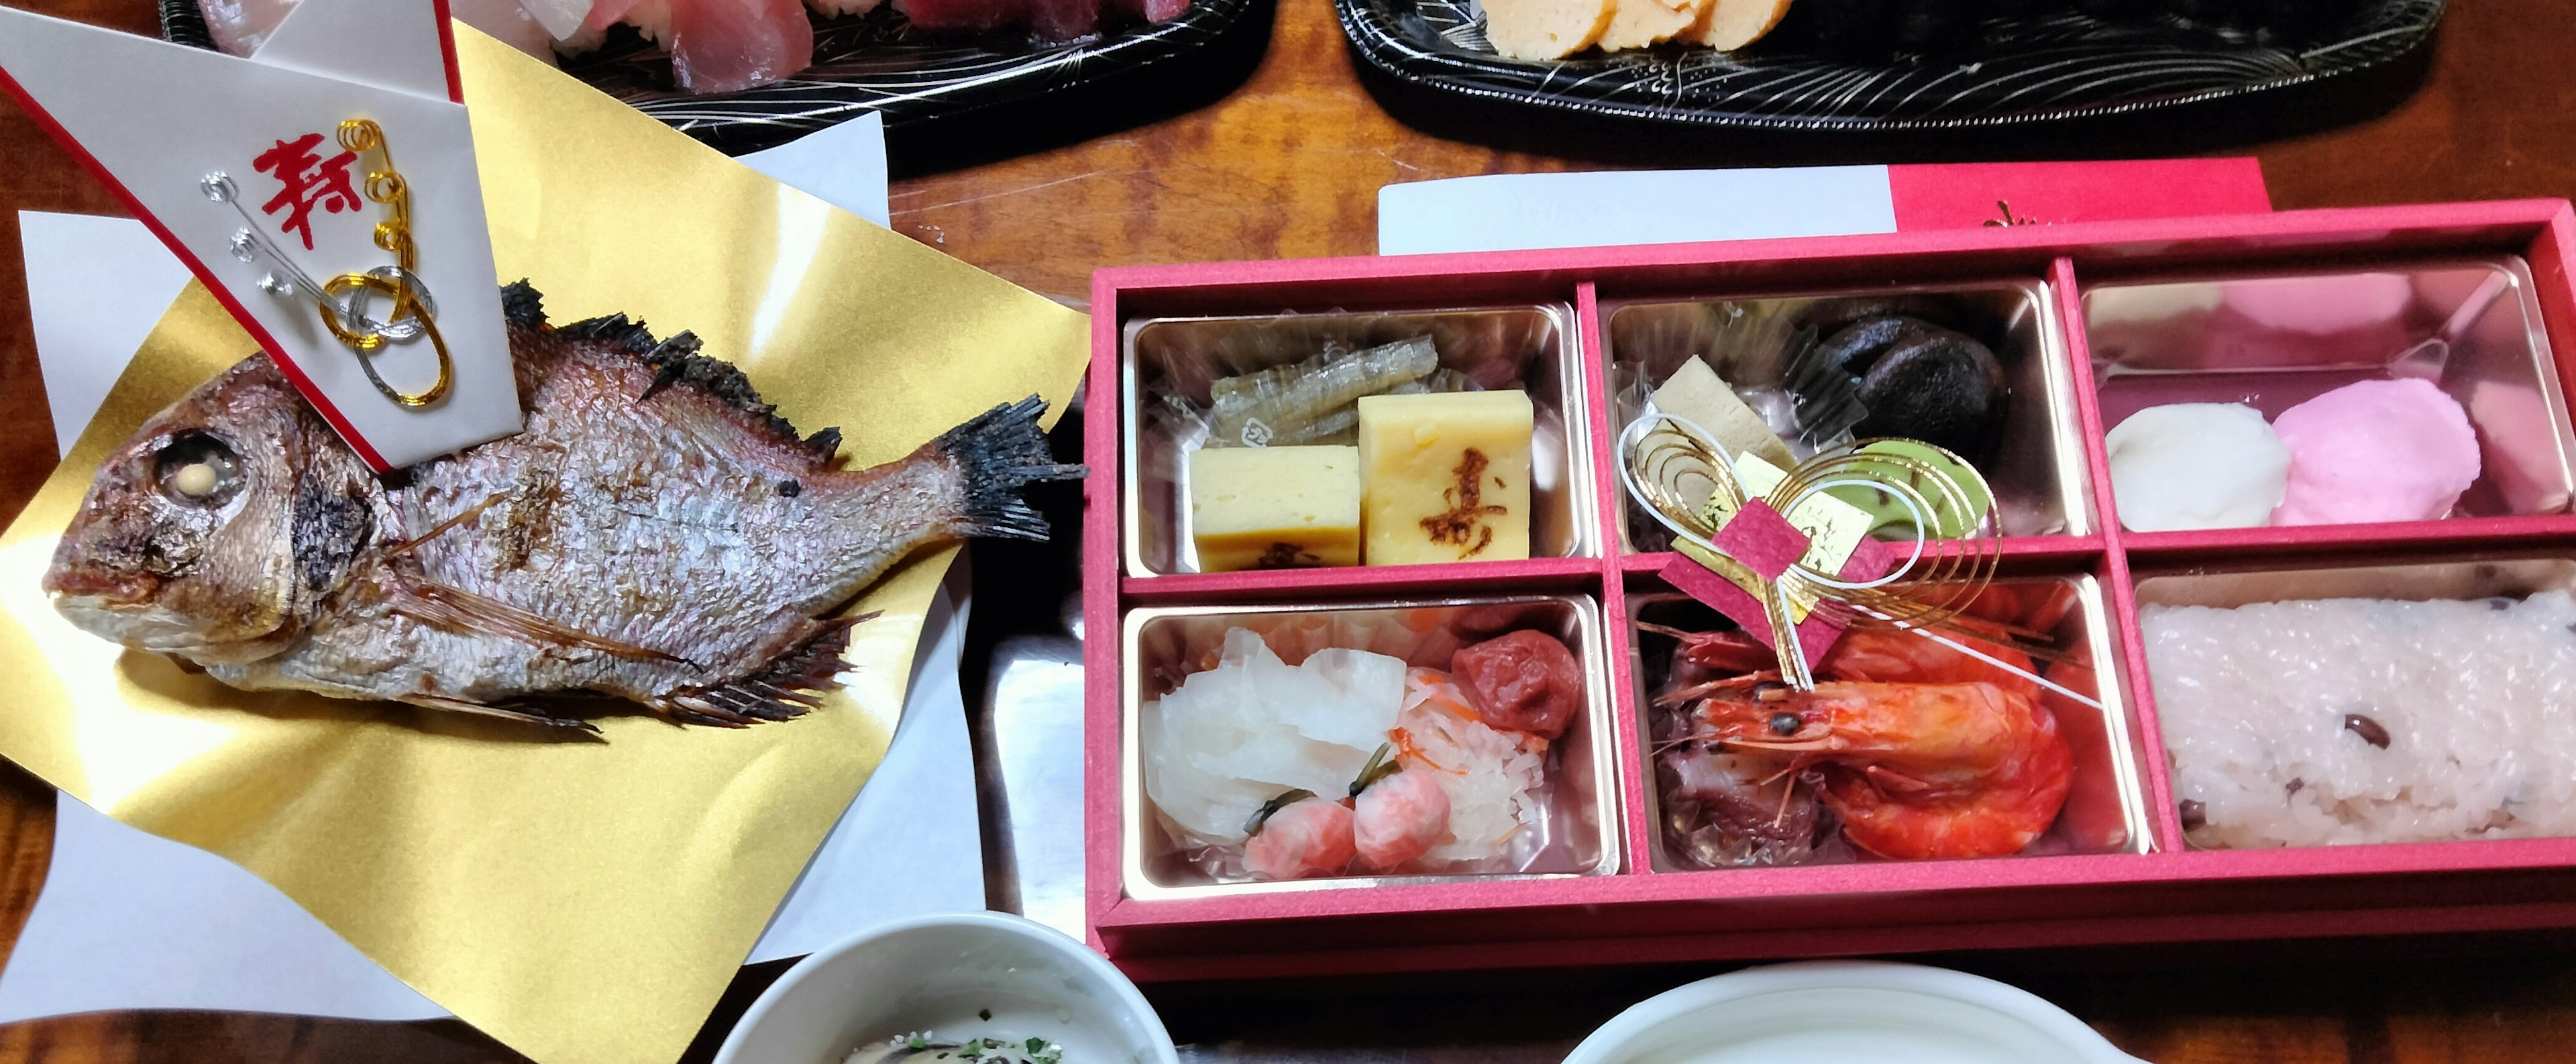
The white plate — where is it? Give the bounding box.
[1564,961,2148,1064]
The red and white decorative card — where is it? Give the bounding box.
[0,0,516,470]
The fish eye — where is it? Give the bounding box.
[1768,711,1802,737]
[154,431,243,508]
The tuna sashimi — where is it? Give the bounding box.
[667,0,816,93]
[904,0,1032,35]
[1024,0,1101,41]
[1102,0,1190,24]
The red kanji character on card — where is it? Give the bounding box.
[252,131,362,252]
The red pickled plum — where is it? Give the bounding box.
[1451,630,1584,739]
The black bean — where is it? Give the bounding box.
[2345,713,2392,749]
[2286,777,2304,795]
[2180,800,2207,831]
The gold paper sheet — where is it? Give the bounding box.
[0,28,1088,1064]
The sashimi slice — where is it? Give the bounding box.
[1024,0,1102,40]
[1103,0,1189,20]
[666,0,816,92]
[906,0,1030,34]
[202,0,301,55]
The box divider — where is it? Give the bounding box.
[1118,555,1602,601]
[1089,274,1139,937]
[2526,204,2576,393]
[2053,255,2183,853]
[1579,280,1657,873]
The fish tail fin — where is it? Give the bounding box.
[936,395,1086,541]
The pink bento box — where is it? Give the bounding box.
[1081,199,2576,981]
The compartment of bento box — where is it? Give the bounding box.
[2129,553,2576,853]
[1121,307,1595,577]
[1625,572,2152,874]
[1119,594,1619,899]
[2083,259,2576,538]
[1603,279,2094,553]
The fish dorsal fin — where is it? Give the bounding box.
[555,311,843,466]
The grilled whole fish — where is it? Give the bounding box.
[42,282,1083,729]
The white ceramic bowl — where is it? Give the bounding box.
[714,912,1178,1064]
[1563,960,2148,1064]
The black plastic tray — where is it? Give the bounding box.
[1335,0,2443,130]
[166,0,1263,156]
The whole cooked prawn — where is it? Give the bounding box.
[1656,625,2040,698]
[1680,677,2072,860]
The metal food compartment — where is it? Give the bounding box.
[1119,594,1621,899]
[1625,573,2153,873]
[2130,553,2576,851]
[2084,258,2576,527]
[1603,279,2094,550]
[1121,305,1596,576]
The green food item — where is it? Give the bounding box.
[1825,440,1994,540]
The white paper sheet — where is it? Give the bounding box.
[2,105,957,1020]
[0,794,449,1022]
[749,573,979,963]
[1376,167,1899,256]
[19,211,196,458]
[0,0,523,468]
[739,113,892,230]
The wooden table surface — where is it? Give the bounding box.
[5,1,2576,1061]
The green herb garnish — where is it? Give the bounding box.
[1346,743,1401,798]
[1243,788,1315,837]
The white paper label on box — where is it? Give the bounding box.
[0,0,519,470]
[1377,168,1900,256]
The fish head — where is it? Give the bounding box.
[44,359,370,663]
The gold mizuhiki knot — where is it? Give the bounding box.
[1618,411,2007,689]
[205,117,451,409]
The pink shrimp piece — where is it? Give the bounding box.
[1352,768,1450,873]
[1242,796,1355,881]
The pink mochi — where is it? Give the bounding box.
[2269,378,2482,527]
